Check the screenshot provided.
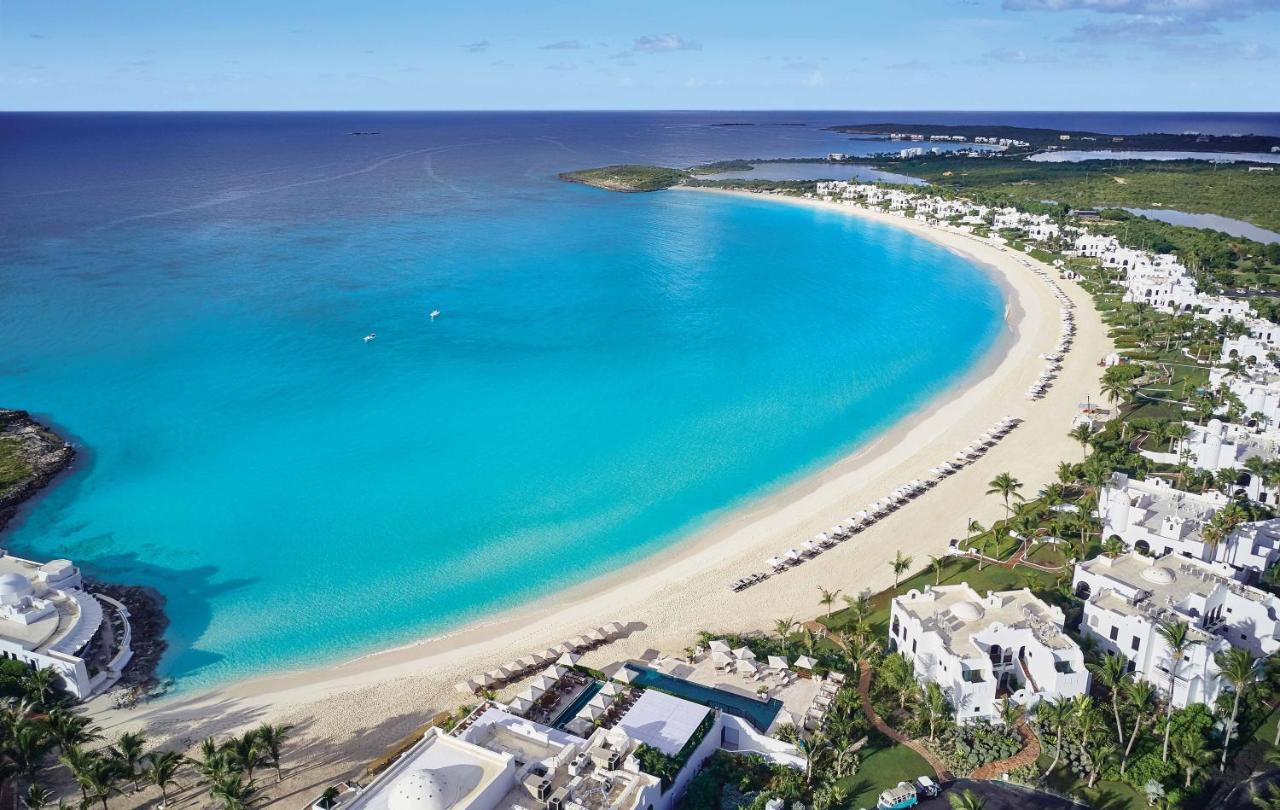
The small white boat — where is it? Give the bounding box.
[430,309,441,320]
[363,333,377,343]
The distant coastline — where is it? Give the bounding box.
[0,408,76,533]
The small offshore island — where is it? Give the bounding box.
[558,161,753,192]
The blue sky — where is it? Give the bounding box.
[3,0,1278,110]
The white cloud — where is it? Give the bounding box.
[633,35,701,52]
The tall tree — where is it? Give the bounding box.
[253,724,294,784]
[890,550,912,588]
[816,586,841,618]
[146,750,186,805]
[986,472,1025,522]
[1088,652,1133,745]
[1157,619,1203,763]
[1215,647,1258,771]
[1121,680,1156,774]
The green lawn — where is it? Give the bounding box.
[0,437,32,494]
[1039,759,1146,810]
[838,740,935,810]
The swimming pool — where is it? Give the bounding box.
[623,664,782,731]
[551,680,603,729]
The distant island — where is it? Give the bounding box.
[0,409,75,532]
[558,160,754,192]
[831,122,1280,154]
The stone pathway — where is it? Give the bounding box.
[970,718,1042,780]
[856,662,954,780]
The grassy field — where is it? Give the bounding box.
[877,157,1280,232]
[0,437,32,494]
[558,164,689,192]
[1038,759,1147,810]
[837,739,935,809]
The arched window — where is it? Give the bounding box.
[1075,581,1092,600]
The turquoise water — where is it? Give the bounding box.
[0,113,1004,690]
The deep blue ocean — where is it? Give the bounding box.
[0,111,1270,689]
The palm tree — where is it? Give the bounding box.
[21,667,64,707]
[227,730,264,783]
[24,783,55,810]
[146,749,186,805]
[192,736,230,784]
[79,755,125,810]
[1121,680,1156,774]
[1039,697,1072,777]
[1088,652,1132,745]
[112,730,148,792]
[1069,423,1093,458]
[6,719,52,796]
[253,723,293,783]
[1157,619,1203,763]
[773,616,797,643]
[1216,647,1258,771]
[1073,694,1100,750]
[890,550,912,588]
[947,789,986,810]
[210,772,258,810]
[1102,535,1125,558]
[46,708,102,756]
[997,697,1023,729]
[1101,376,1130,406]
[1056,461,1077,487]
[816,586,841,618]
[986,472,1024,522]
[922,682,950,741]
[840,593,872,629]
[1171,733,1214,788]
[928,555,945,586]
[1087,742,1118,789]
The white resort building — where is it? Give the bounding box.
[1222,317,1280,365]
[1215,369,1280,428]
[1098,472,1280,580]
[321,682,802,810]
[0,551,132,699]
[1072,553,1280,707]
[1139,419,1280,503]
[889,585,1089,723]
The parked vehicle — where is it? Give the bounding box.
[876,782,919,809]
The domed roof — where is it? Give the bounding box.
[388,769,460,810]
[950,601,984,622]
[0,572,33,598]
[1141,566,1176,586]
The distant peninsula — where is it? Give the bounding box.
[0,408,75,532]
[830,122,1280,154]
[558,160,754,192]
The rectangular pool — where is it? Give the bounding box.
[624,664,782,732]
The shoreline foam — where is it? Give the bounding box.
[91,188,1111,804]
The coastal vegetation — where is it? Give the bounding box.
[872,156,1280,232]
[558,164,690,192]
[0,409,75,531]
[828,122,1280,154]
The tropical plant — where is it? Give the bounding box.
[1088,652,1132,746]
[817,586,841,618]
[1215,647,1258,771]
[1170,732,1214,788]
[253,723,293,783]
[890,550,912,588]
[146,749,187,805]
[1157,619,1203,763]
[986,472,1025,522]
[948,789,986,810]
[111,730,148,792]
[922,682,950,741]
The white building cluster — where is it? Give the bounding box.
[890,585,1089,723]
[1073,553,1280,707]
[0,551,132,699]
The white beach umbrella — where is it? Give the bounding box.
[735,659,759,675]
[543,665,568,679]
[815,532,829,543]
[586,629,607,643]
[613,667,640,684]
[802,540,818,554]
[455,681,475,695]
[794,655,817,671]
[603,621,626,637]
[733,646,757,661]
[519,685,543,702]
[484,668,509,683]
[767,655,790,671]
[538,648,560,663]
[571,635,593,649]
[601,682,623,697]
[556,641,577,654]
[785,548,802,562]
[709,640,731,653]
[589,692,613,710]
[516,656,540,671]
[766,556,784,569]
[712,651,734,668]
[532,675,557,692]
[577,704,604,721]
[558,652,581,666]
[508,696,533,714]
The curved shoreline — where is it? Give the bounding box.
[90,189,1111,800]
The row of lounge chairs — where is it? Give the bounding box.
[803,672,846,732]
[728,416,1023,591]
[457,622,627,694]
[1027,265,1077,399]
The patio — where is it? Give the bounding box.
[641,654,823,733]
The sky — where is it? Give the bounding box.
[2,0,1279,111]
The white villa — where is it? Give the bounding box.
[1215,369,1280,428]
[1098,472,1280,580]
[0,551,131,700]
[1073,553,1280,707]
[1223,317,1280,365]
[889,585,1089,723]
[1139,418,1280,503]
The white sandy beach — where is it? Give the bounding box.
[93,188,1113,808]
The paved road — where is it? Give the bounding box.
[912,779,1087,810]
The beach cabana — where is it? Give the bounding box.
[733,646,756,661]
[613,667,639,684]
[586,628,607,643]
[532,674,558,692]
[712,651,734,670]
[576,704,604,722]
[708,640,731,654]
[556,641,577,654]
[570,635,594,650]
[558,652,581,666]
[455,681,475,695]
[543,665,568,679]
[794,655,817,672]
[508,696,533,715]
[601,682,623,697]
[735,659,759,675]
[516,656,540,671]
[518,686,543,702]
[589,692,613,710]
[766,556,784,570]
[767,655,790,671]
[484,668,510,684]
